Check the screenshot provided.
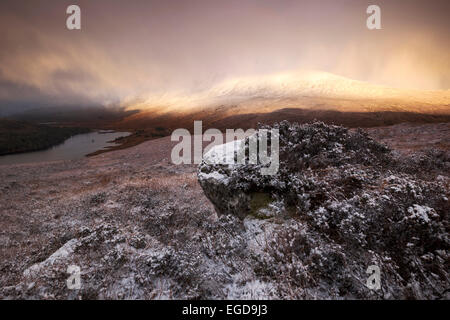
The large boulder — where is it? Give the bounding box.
[198,121,392,219]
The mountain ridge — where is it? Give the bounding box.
[128,70,450,115]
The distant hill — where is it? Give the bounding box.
[127,70,450,115]
[0,119,90,155]
[8,106,139,127]
[113,70,450,131]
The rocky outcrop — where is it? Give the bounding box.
[198,121,392,219]
[198,121,449,299]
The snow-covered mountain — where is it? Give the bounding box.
[204,71,446,102]
[131,70,450,115]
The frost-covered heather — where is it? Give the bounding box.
[0,122,448,299]
[199,121,449,299]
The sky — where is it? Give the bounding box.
[0,0,449,112]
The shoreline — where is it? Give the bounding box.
[0,130,131,166]
[0,125,91,156]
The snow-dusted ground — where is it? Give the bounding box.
[0,123,448,299]
[366,122,450,153]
